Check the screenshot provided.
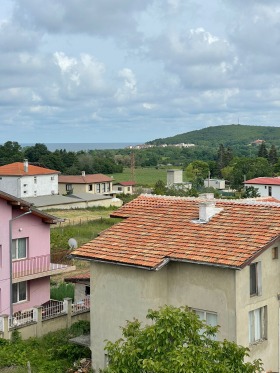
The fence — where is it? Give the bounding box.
[0,297,90,340]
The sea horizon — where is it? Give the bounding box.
[20,142,140,152]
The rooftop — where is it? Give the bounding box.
[59,174,113,184]
[244,177,280,186]
[72,194,280,270]
[0,162,59,176]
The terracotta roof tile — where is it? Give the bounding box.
[244,177,280,185]
[0,162,59,176]
[59,174,113,184]
[72,195,280,270]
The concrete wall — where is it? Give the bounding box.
[167,169,183,187]
[244,183,280,199]
[90,261,236,372]
[38,197,122,210]
[236,241,280,372]
[0,174,58,198]
[58,182,112,195]
[0,199,12,315]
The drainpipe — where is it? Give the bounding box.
[9,210,32,316]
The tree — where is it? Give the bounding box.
[153,180,166,195]
[104,305,262,373]
[243,186,261,198]
[24,143,50,163]
[257,142,268,159]
[268,145,278,165]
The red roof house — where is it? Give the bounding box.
[72,194,280,372]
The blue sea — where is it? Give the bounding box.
[21,143,139,152]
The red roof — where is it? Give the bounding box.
[59,174,113,184]
[0,162,59,176]
[244,177,280,186]
[72,195,280,270]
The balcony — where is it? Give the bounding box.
[12,254,76,283]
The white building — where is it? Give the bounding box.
[0,160,60,198]
[244,177,280,200]
[204,178,226,190]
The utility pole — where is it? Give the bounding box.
[130,152,135,182]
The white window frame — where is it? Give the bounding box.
[66,184,73,192]
[96,184,101,193]
[12,238,27,260]
[250,262,262,296]
[12,281,27,304]
[193,309,218,340]
[249,306,267,344]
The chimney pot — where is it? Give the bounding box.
[24,159,28,173]
[82,171,85,177]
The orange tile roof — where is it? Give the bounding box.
[59,174,113,184]
[0,162,59,176]
[72,195,280,270]
[245,177,280,185]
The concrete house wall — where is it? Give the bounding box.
[0,203,52,315]
[0,174,58,198]
[58,181,112,195]
[90,261,236,372]
[245,183,280,199]
[235,242,280,372]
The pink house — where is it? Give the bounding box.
[0,191,75,316]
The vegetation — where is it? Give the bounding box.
[104,305,262,373]
[51,216,120,253]
[0,321,91,373]
[50,282,74,301]
[147,124,280,147]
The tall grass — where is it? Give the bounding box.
[50,282,74,301]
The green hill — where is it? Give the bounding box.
[147,124,280,147]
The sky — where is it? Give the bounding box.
[1,0,280,144]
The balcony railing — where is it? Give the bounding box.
[12,254,69,279]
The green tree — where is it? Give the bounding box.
[0,141,23,164]
[257,142,268,159]
[104,305,262,373]
[153,180,166,195]
[243,186,261,198]
[268,145,278,165]
[185,160,209,188]
[24,143,50,162]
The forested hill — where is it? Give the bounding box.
[147,124,280,147]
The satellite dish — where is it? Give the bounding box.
[68,238,78,249]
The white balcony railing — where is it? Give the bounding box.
[12,254,69,279]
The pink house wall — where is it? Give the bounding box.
[0,200,51,315]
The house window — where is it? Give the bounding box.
[249,306,267,343]
[96,184,101,193]
[268,186,272,196]
[12,238,27,260]
[88,184,93,191]
[102,183,106,193]
[34,177,37,184]
[12,281,27,303]
[194,309,218,339]
[127,187,131,191]
[51,176,54,180]
[66,184,73,191]
[118,187,122,191]
[106,183,110,192]
[272,247,279,259]
[85,285,90,296]
[250,262,261,296]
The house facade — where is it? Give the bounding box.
[0,160,60,198]
[204,178,226,189]
[244,177,280,199]
[0,191,75,317]
[112,181,136,195]
[58,172,113,195]
[73,194,280,372]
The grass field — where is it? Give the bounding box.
[109,167,172,187]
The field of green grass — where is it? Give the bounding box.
[110,167,181,187]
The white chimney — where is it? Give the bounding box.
[24,159,28,173]
[197,194,223,223]
[82,171,86,176]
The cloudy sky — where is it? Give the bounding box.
[1,0,280,144]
